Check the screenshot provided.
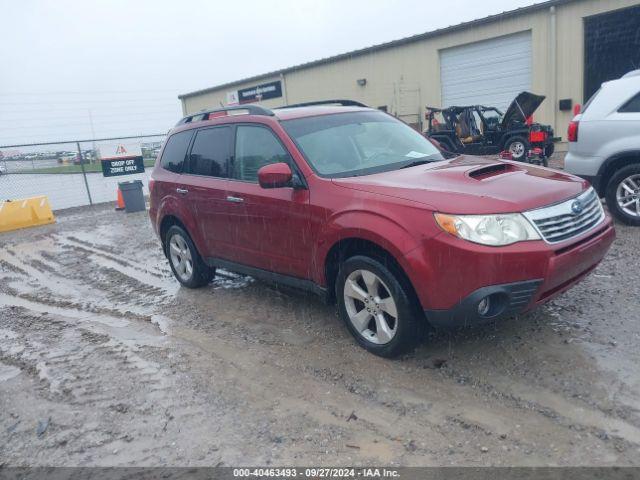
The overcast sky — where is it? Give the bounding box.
[1,0,543,147]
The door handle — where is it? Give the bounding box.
[176,188,188,195]
[226,195,244,203]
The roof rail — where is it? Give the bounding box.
[278,99,368,109]
[176,104,274,125]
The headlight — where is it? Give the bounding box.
[434,212,540,246]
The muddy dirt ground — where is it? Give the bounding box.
[0,201,639,467]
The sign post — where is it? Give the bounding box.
[77,141,93,205]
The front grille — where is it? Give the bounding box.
[523,188,605,243]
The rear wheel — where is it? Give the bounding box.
[505,136,530,161]
[165,225,214,288]
[336,256,423,358]
[605,165,640,226]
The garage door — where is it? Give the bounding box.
[440,31,532,110]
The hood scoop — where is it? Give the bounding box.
[468,163,515,180]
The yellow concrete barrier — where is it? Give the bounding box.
[0,196,56,233]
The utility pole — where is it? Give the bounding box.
[88,109,97,164]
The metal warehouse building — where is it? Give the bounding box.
[179,0,640,149]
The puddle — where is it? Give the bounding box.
[504,381,640,446]
[0,362,21,382]
[213,269,253,290]
[150,314,171,335]
[36,361,61,393]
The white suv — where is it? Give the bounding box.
[565,70,640,225]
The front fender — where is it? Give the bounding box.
[313,209,422,286]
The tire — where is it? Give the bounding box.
[165,225,214,288]
[544,143,555,158]
[504,136,530,161]
[604,164,640,226]
[335,255,424,358]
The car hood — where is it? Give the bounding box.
[501,92,546,128]
[331,156,588,214]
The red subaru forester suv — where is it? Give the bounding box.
[149,100,615,357]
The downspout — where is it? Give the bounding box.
[280,72,289,106]
[549,5,557,134]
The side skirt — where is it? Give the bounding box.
[205,257,328,302]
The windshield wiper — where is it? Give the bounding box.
[400,159,432,169]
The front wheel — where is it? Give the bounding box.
[165,225,214,288]
[505,136,530,161]
[336,256,424,358]
[605,165,640,226]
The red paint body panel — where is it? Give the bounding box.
[149,108,615,319]
[401,217,614,309]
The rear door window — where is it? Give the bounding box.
[160,130,193,173]
[619,91,640,112]
[232,125,292,182]
[186,127,232,178]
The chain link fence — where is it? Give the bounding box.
[0,134,166,211]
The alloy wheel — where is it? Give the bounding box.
[343,269,398,345]
[509,141,525,158]
[169,234,194,282]
[616,174,640,217]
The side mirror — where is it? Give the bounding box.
[258,162,293,189]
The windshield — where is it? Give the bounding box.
[480,108,503,129]
[281,111,444,177]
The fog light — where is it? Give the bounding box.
[478,297,491,316]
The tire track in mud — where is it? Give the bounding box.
[156,279,640,465]
[2,207,639,465]
[0,234,178,319]
[57,235,172,280]
[161,323,626,464]
[0,306,181,464]
[1,305,280,466]
[434,363,640,452]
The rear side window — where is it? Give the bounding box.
[186,127,232,177]
[619,92,640,112]
[233,126,292,182]
[160,130,193,173]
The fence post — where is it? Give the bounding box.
[76,141,93,206]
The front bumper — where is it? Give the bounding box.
[408,217,615,328]
[425,279,542,327]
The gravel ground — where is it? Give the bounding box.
[1,175,639,466]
